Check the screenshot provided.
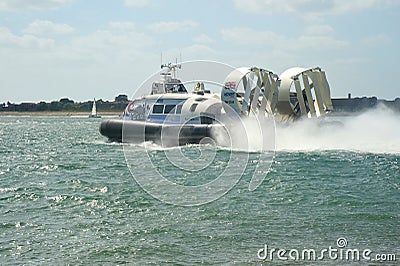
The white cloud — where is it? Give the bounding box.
[330,0,399,14]
[232,0,400,17]
[3,22,154,63]
[221,26,348,51]
[304,25,334,36]
[0,23,158,102]
[183,44,216,58]
[124,0,150,7]
[221,27,285,46]
[192,34,213,44]
[296,35,348,50]
[67,29,154,65]
[0,0,69,11]
[109,21,136,31]
[0,26,55,49]
[297,24,348,49]
[23,20,74,36]
[148,20,198,33]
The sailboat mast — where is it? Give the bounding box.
[92,98,97,115]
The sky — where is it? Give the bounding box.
[0,0,399,103]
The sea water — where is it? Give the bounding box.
[0,110,398,264]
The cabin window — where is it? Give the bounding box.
[177,84,187,93]
[190,103,198,112]
[176,104,183,114]
[152,104,164,114]
[164,104,176,114]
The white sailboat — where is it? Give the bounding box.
[89,98,101,118]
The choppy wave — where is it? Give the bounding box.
[0,115,398,264]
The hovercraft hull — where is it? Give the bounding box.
[99,119,214,145]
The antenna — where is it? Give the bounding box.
[160,52,163,68]
[173,59,177,78]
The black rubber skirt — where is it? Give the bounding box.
[99,119,215,145]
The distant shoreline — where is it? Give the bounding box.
[0,111,120,117]
[1,94,129,114]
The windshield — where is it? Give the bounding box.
[165,83,187,93]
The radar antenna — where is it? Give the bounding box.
[161,62,181,79]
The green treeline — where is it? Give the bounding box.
[1,95,129,112]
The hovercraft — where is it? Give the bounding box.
[99,63,334,145]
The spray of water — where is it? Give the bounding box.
[275,105,400,154]
[211,104,399,154]
[210,115,276,152]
